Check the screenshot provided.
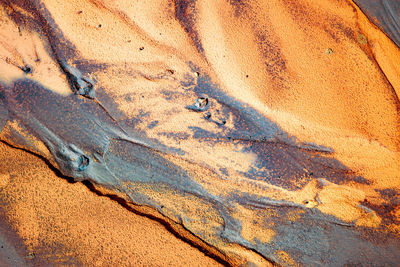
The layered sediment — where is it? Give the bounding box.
[0,0,399,265]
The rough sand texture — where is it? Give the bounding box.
[0,141,221,266]
[0,0,399,266]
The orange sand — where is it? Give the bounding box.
[0,141,221,266]
[0,0,399,265]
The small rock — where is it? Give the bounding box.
[26,252,35,260]
[186,97,209,112]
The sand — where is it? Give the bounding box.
[0,0,399,265]
[0,141,221,266]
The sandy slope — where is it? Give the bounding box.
[0,141,221,266]
[0,0,399,265]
